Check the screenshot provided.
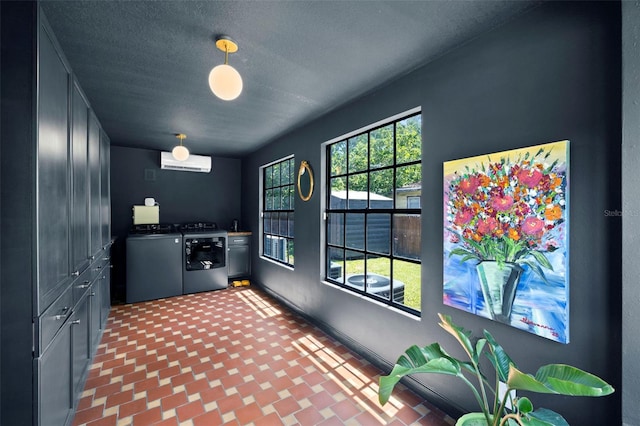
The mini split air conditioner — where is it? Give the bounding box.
[160,151,211,173]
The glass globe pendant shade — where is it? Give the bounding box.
[172,144,190,161]
[208,64,243,101]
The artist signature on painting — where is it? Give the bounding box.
[520,317,559,338]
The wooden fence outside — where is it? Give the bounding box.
[328,213,421,260]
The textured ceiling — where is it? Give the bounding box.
[41,0,538,157]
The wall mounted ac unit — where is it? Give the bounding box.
[160,151,211,173]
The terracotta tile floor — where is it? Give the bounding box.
[72,286,455,426]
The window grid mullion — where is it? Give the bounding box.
[391,123,397,266]
[262,158,294,267]
[324,111,421,315]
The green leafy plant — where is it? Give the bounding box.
[378,314,614,426]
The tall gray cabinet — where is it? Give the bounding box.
[1,3,112,425]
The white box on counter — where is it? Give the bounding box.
[132,205,159,225]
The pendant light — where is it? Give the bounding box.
[172,133,190,161]
[208,36,243,101]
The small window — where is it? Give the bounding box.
[406,196,421,209]
[262,157,295,267]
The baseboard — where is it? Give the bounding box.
[254,281,464,419]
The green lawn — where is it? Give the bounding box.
[344,257,421,311]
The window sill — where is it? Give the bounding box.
[321,279,421,320]
[260,255,294,271]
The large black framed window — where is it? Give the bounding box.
[325,112,422,314]
[262,157,295,267]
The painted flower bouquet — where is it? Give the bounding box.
[445,145,567,282]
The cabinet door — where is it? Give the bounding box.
[89,278,102,349]
[70,81,90,273]
[88,113,102,257]
[100,131,111,247]
[100,266,111,329]
[37,21,71,312]
[71,295,90,395]
[228,244,250,278]
[37,321,72,426]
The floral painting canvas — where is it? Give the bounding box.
[443,141,569,343]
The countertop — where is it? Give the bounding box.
[228,231,252,236]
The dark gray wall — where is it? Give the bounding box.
[0,3,3,419]
[109,146,241,302]
[242,2,621,424]
[622,2,640,425]
[0,3,38,423]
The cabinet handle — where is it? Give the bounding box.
[90,255,96,260]
[233,239,244,243]
[95,265,102,269]
[71,271,80,277]
[90,292,96,297]
[54,307,70,320]
[71,320,81,325]
[78,283,90,289]
[102,257,110,261]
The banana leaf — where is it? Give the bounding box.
[523,408,570,426]
[483,330,515,383]
[507,364,614,396]
[378,314,614,426]
[439,313,477,363]
[379,356,462,405]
